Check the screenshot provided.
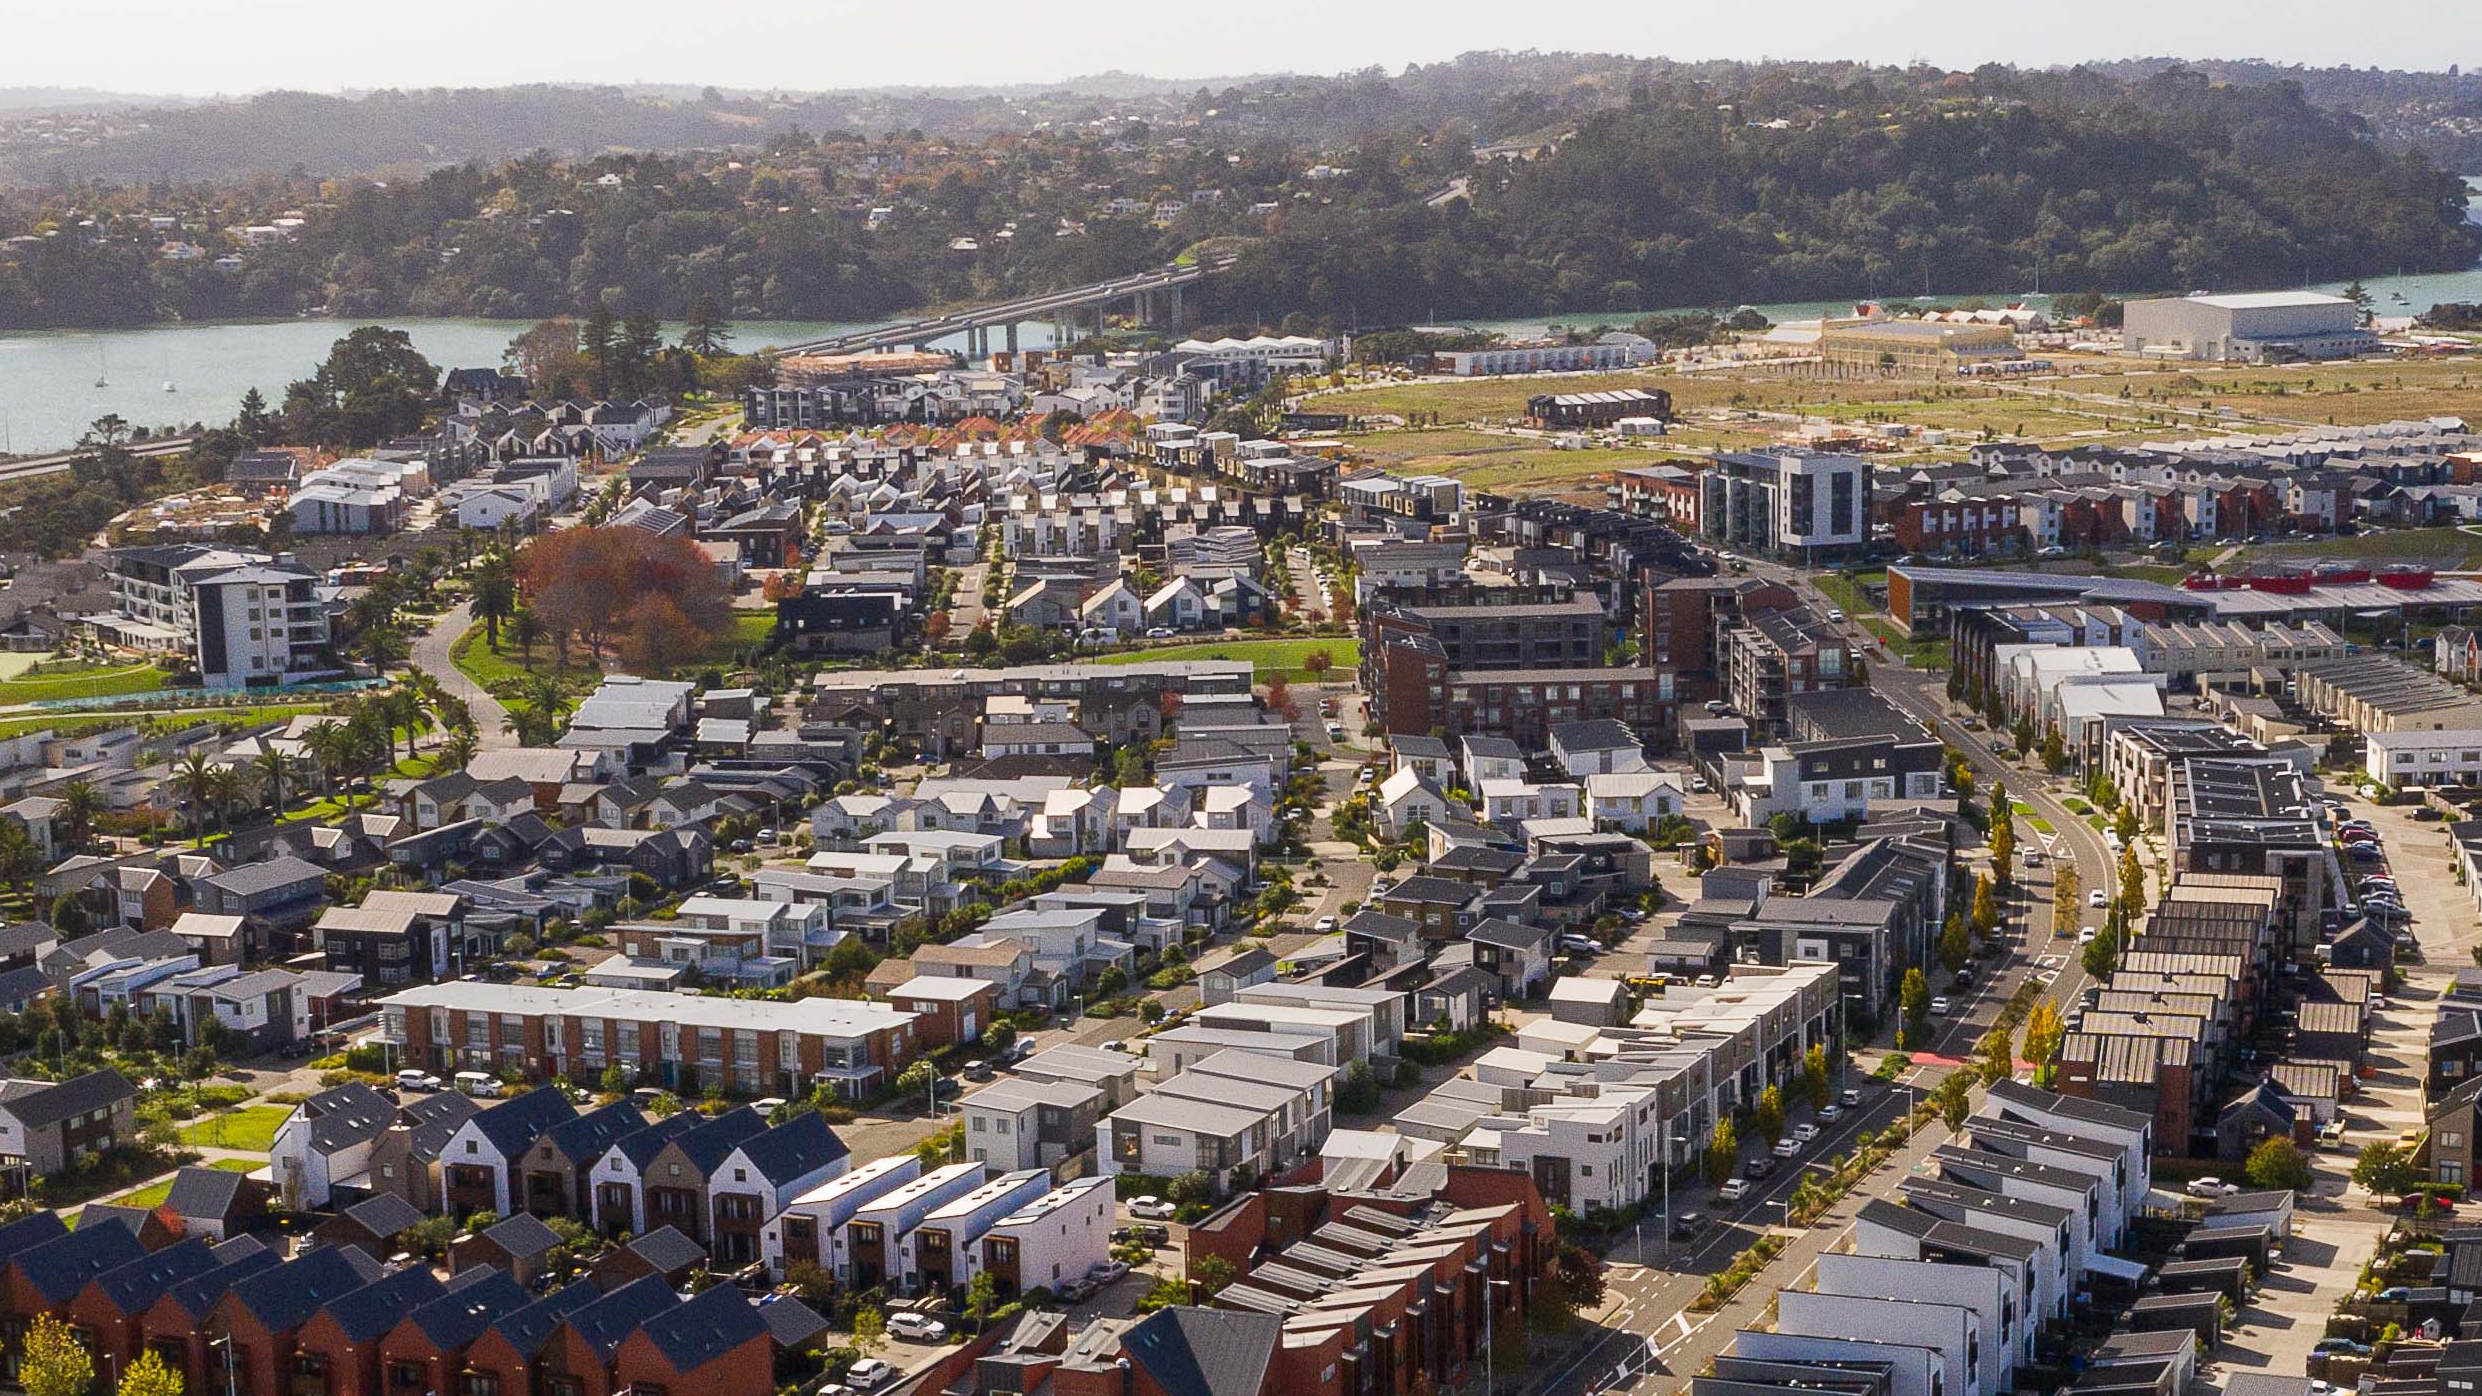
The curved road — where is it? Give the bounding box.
[412,601,514,749]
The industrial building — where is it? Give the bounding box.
[2120,292,2376,362]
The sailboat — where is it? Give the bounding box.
[161,352,175,393]
[92,348,107,389]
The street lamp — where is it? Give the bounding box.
[1480,1277,1513,1396]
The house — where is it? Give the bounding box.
[616,1105,769,1245]
[515,1100,648,1223]
[1548,719,1648,778]
[449,1211,565,1287]
[963,1080,1107,1172]
[972,1174,1113,1301]
[1583,772,1686,832]
[612,1282,773,1396]
[440,1086,581,1218]
[1199,948,1277,1005]
[289,1264,447,1396]
[1463,918,1553,998]
[759,1154,922,1283]
[270,1081,399,1209]
[373,1271,533,1396]
[308,1192,427,1259]
[361,1092,482,1215]
[0,1068,135,1176]
[884,975,997,1050]
[199,1246,387,1396]
[1375,768,1455,841]
[707,1112,853,1268]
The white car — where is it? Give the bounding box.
[1817,1104,1843,1122]
[1313,915,1339,933]
[888,1313,948,1342]
[2088,889,2108,908]
[1771,1139,1801,1159]
[2186,1178,2242,1198]
[1929,996,1952,1015]
[1128,1196,1177,1220]
[1716,1178,1751,1202]
[2077,927,2098,945]
[1791,1124,1819,1144]
[847,1362,896,1390]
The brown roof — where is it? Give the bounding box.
[914,940,1031,968]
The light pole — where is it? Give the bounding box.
[1481,1277,1512,1396]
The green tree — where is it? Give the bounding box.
[896,1059,937,1103]
[1970,873,1999,937]
[1167,1171,1213,1209]
[851,1305,886,1358]
[1800,1043,1832,1111]
[1193,1253,1238,1298]
[2117,846,2146,921]
[2244,1137,2313,1192]
[1979,1024,2015,1085]
[1703,1117,1738,1188]
[1934,1072,1973,1132]
[1939,913,1972,973]
[48,892,88,938]
[57,779,101,851]
[2113,804,2140,844]
[471,553,517,648]
[280,327,440,447]
[2053,864,2080,930]
[1989,814,2016,888]
[1755,1085,1785,1144]
[682,294,734,357]
[599,1065,630,1095]
[965,1270,999,1325]
[2353,1141,2422,1196]
[1900,967,1932,1035]
[19,1313,93,1396]
[2081,924,2120,979]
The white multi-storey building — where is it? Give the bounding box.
[100,544,334,689]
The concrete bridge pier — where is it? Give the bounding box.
[1006,323,1019,355]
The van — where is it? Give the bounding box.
[454,1071,503,1098]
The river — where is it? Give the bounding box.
[4,181,2482,454]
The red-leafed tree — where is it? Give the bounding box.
[522,526,734,666]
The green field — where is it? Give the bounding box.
[176,1105,290,1152]
[1098,637,1360,684]
[454,611,777,699]
[110,1157,259,1209]
[0,663,169,706]
[0,701,339,744]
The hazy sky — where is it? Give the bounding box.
[13,0,2482,96]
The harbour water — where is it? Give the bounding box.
[3,180,2480,453]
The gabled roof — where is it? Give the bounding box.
[632,1282,768,1372]
[293,1082,397,1155]
[484,1278,606,1358]
[729,1111,850,1190]
[163,1166,258,1222]
[537,1099,647,1164]
[662,1105,769,1175]
[157,1243,282,1320]
[0,1068,133,1130]
[397,1269,530,1350]
[316,1262,443,1343]
[226,1245,385,1332]
[474,1211,562,1260]
[608,1110,706,1169]
[336,1191,426,1240]
[624,1224,709,1275]
[564,1274,680,1357]
[1120,1306,1283,1396]
[462,1085,579,1159]
[83,1235,221,1316]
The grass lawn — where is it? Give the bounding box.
[177,1104,290,1152]
[0,701,338,743]
[455,613,777,700]
[1097,637,1359,684]
[0,663,168,706]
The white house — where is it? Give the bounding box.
[1145,577,1209,631]
[1080,580,1144,635]
[1376,767,1453,841]
[760,1154,921,1281]
[1478,779,1581,830]
[966,1174,1112,1298]
[1583,771,1686,832]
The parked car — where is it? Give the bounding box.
[395,1068,432,1092]
[1113,1224,1170,1247]
[848,1362,897,1389]
[1146,626,1174,639]
[2088,889,2108,908]
[1669,1211,1703,1240]
[1930,996,1952,1015]
[888,1313,948,1342]
[1559,935,1603,955]
[1840,1088,1862,1107]
[2186,1178,2241,1198]
[1745,1155,1777,1179]
[1716,1179,1751,1203]
[1817,1104,1843,1122]
[1771,1139,1801,1159]
[1128,1196,1177,1220]
[2313,1339,2373,1358]
[1087,1260,1130,1287]
[1314,915,1339,933]
[1792,1123,1820,1144]
[962,1060,995,1082]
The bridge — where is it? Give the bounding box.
[773,258,1232,359]
[0,434,196,485]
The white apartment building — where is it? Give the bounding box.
[760,1154,922,1281]
[100,544,334,689]
[968,1174,1112,1299]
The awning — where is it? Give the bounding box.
[2086,1252,2150,1283]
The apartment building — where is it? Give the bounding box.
[96,545,335,689]
[1700,451,1872,561]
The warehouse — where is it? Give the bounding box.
[2121,291,2376,362]
[1526,387,1672,428]
[1818,319,2021,377]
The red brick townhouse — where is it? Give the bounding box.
[379,981,921,1099]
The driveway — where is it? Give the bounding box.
[412,601,513,749]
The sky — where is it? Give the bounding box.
[11,0,2482,96]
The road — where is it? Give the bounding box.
[410,601,514,749]
[1528,561,2122,1396]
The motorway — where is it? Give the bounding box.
[1534,560,2119,1396]
[0,432,196,483]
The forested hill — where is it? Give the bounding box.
[0,65,2473,331]
[1206,67,2482,322]
[2088,59,2482,171]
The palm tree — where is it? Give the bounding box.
[502,703,559,748]
[172,752,218,845]
[204,765,247,832]
[435,726,480,773]
[517,672,569,727]
[472,553,517,649]
[302,721,353,801]
[509,606,542,668]
[344,713,392,812]
[56,780,101,852]
[252,749,298,818]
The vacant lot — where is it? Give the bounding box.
[1098,637,1358,684]
[177,1104,292,1152]
[2217,525,2482,572]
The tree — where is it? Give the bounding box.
[281,327,439,447]
[2081,924,2120,979]
[965,1269,1000,1325]
[1990,813,2016,888]
[1970,874,1999,937]
[2023,1000,2064,1080]
[682,294,734,357]
[1800,1043,1832,1111]
[1978,1024,2015,1085]
[19,1313,93,1396]
[1939,914,1972,973]
[1755,1085,1785,1144]
[896,1059,937,1103]
[48,892,88,938]
[2353,1141,2423,1197]
[599,1065,630,1096]
[472,553,517,648]
[2245,1137,2313,1192]
[1703,1117,1738,1188]
[2039,728,2067,772]
[172,751,219,844]
[851,1305,887,1358]
[1193,1253,1238,1298]
[1934,1072,1973,1132]
[1263,675,1301,723]
[56,779,101,852]
[522,527,735,665]
[116,1347,182,1396]
[1167,1171,1213,1209]
[1900,967,1931,1034]
[2053,864,2080,930]
[2112,804,2140,844]
[2117,846,2146,921]
[1303,649,1334,678]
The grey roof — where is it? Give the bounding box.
[636,1283,769,1370]
[0,1068,132,1130]
[229,1243,387,1331]
[317,1262,443,1343]
[626,1224,710,1275]
[87,1236,223,1315]
[1119,1306,1283,1396]
[402,1270,530,1349]
[484,1278,606,1358]
[757,1294,831,1350]
[295,1082,398,1155]
[731,1111,850,1188]
[565,1274,681,1357]
[463,1085,578,1159]
[476,1211,562,1259]
[203,855,326,897]
[336,1191,426,1240]
[11,1223,147,1303]
[163,1165,257,1222]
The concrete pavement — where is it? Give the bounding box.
[411,601,515,749]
